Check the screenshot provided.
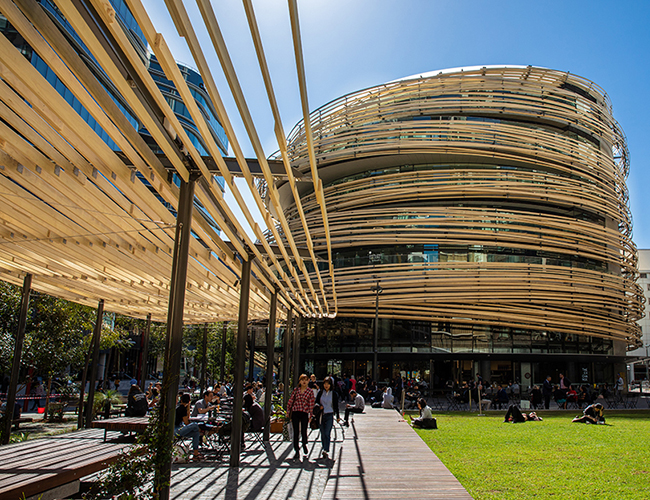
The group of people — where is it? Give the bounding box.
[286,374,365,460]
[530,374,621,410]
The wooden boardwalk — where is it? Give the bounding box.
[322,408,472,500]
[0,428,133,500]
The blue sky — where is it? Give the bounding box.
[144,0,650,248]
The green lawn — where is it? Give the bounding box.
[411,410,650,500]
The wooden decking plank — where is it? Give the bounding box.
[5,435,126,469]
[0,429,132,500]
[321,408,472,500]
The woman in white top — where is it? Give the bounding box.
[382,386,394,409]
[315,376,340,459]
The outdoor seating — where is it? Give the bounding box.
[246,415,269,446]
[446,394,461,411]
[91,416,149,442]
[0,429,133,500]
[11,417,33,430]
[624,393,639,409]
[429,399,445,411]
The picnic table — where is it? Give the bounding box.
[0,429,132,500]
[92,416,149,442]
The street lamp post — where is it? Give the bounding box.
[645,344,650,394]
[371,281,383,383]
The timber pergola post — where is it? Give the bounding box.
[230,248,254,467]
[2,273,32,445]
[282,309,293,408]
[78,328,93,430]
[200,322,208,393]
[263,288,278,441]
[140,313,152,390]
[156,172,199,500]
[220,321,228,382]
[248,326,255,383]
[292,314,302,389]
[84,299,104,429]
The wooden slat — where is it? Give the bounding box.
[0,429,133,500]
[322,408,472,499]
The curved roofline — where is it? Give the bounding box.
[389,64,537,83]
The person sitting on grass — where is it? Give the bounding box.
[572,403,605,424]
[412,398,437,429]
[503,404,543,423]
[343,390,365,426]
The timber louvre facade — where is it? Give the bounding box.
[268,66,645,387]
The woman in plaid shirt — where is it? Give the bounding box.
[287,373,315,460]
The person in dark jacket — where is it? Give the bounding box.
[530,385,543,409]
[248,401,265,431]
[542,376,553,409]
[126,382,148,417]
[315,376,339,459]
[495,385,510,410]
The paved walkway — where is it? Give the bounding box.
[170,428,336,500]
[170,407,471,500]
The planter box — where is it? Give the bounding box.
[270,421,284,433]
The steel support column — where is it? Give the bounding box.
[156,174,197,500]
[200,323,208,393]
[248,329,255,383]
[2,273,32,445]
[282,309,293,408]
[220,321,228,381]
[78,328,94,430]
[85,299,105,428]
[263,290,278,441]
[230,250,253,467]
[139,313,152,390]
[292,315,302,388]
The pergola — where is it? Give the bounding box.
[0,0,330,493]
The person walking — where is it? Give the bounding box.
[315,376,339,459]
[542,375,553,409]
[287,374,315,461]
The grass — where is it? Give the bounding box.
[411,410,650,500]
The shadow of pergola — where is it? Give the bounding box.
[170,429,338,500]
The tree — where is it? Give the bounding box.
[0,280,22,375]
[0,279,132,410]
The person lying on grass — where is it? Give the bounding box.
[572,403,605,424]
[503,404,543,423]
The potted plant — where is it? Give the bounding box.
[269,396,289,435]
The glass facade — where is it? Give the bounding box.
[0,0,227,192]
[300,318,613,356]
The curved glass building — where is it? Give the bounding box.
[274,66,644,388]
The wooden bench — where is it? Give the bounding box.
[0,429,133,500]
[92,416,149,442]
[11,417,33,430]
